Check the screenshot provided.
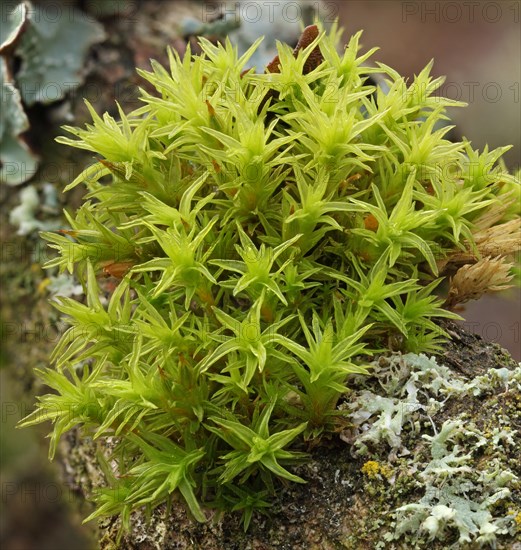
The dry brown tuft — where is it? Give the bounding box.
[444,256,515,309]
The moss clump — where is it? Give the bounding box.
[21,23,520,533]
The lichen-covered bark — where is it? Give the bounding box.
[60,322,521,549]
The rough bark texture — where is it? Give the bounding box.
[60,321,521,549]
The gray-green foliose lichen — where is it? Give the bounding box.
[0,1,105,185]
[342,353,520,549]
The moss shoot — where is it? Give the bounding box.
[20,23,520,535]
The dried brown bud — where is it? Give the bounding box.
[266,24,322,74]
[444,256,515,309]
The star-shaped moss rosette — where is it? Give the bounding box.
[20,23,520,532]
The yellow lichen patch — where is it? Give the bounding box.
[361,460,393,480]
[361,460,380,478]
[507,509,521,530]
[515,511,521,528]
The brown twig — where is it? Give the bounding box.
[258,25,323,113]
